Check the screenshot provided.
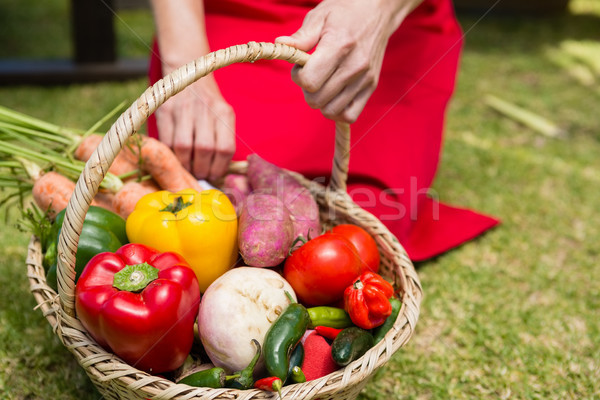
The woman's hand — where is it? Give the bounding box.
[276,0,422,123]
[151,0,236,180]
[155,75,235,180]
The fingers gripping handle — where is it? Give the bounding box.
[56,42,351,316]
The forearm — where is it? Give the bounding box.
[150,0,211,74]
[148,0,236,180]
[381,0,425,34]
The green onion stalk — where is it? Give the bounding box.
[0,103,136,218]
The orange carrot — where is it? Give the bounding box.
[31,171,108,218]
[111,179,160,219]
[75,134,139,178]
[32,171,76,219]
[73,134,102,161]
[124,136,203,193]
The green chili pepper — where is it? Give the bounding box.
[226,339,261,390]
[178,367,227,388]
[288,341,304,373]
[286,342,304,385]
[372,297,402,343]
[331,327,374,367]
[307,306,353,329]
[289,366,306,383]
[263,292,310,382]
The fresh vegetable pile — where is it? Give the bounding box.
[8,106,404,397]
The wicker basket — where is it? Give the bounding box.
[26,42,422,400]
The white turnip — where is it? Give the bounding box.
[197,267,296,374]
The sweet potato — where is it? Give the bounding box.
[247,154,321,240]
[222,173,250,214]
[238,193,295,267]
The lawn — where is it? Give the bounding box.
[0,0,599,399]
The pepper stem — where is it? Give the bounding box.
[227,339,262,390]
[353,278,364,290]
[272,378,283,400]
[160,196,192,216]
[244,339,262,374]
[224,373,241,381]
[113,263,159,292]
[288,235,307,255]
[284,290,297,304]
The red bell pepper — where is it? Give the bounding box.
[75,243,201,374]
[343,271,394,330]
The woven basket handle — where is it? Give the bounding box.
[56,42,351,316]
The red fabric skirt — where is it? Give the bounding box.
[147,0,500,261]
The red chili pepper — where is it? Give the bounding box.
[254,376,283,398]
[314,325,343,340]
[343,271,394,330]
[75,243,201,374]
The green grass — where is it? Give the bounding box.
[1,1,600,399]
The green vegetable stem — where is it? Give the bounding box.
[226,339,261,390]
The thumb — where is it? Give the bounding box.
[275,13,325,52]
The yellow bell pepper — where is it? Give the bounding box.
[125,189,238,292]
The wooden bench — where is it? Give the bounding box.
[0,0,149,85]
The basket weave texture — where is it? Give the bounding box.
[26,42,423,400]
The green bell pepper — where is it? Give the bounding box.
[45,205,128,291]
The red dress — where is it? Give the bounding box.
[148,0,500,261]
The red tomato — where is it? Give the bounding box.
[283,233,363,306]
[329,224,380,273]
